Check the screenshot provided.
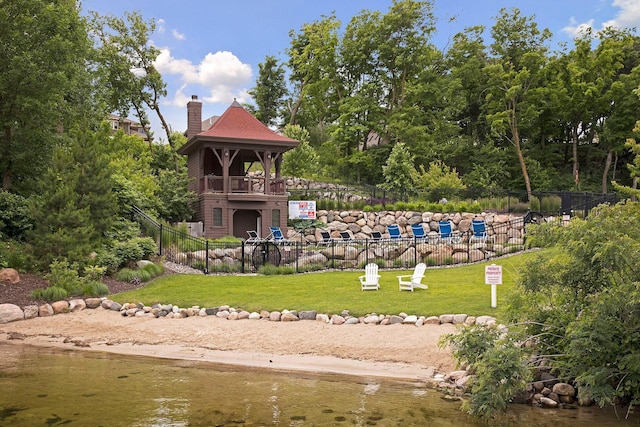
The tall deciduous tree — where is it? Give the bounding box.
[287,13,342,128]
[484,8,551,201]
[0,0,91,192]
[248,56,288,127]
[91,11,177,169]
[282,125,318,179]
[334,0,436,181]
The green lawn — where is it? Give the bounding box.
[112,251,540,320]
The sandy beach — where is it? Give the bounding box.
[0,307,458,380]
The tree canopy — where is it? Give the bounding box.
[251,0,640,197]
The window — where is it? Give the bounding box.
[271,209,280,227]
[213,208,223,227]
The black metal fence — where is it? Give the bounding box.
[132,205,541,275]
[288,185,617,217]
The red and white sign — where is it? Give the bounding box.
[485,264,502,285]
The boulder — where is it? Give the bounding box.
[0,268,20,285]
[51,300,69,314]
[0,303,24,323]
[552,383,576,397]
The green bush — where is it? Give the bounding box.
[440,324,531,418]
[32,285,68,301]
[92,249,120,274]
[112,240,144,267]
[116,263,164,283]
[0,240,32,271]
[84,265,107,282]
[132,237,157,259]
[46,260,83,295]
[141,262,164,276]
[82,280,109,297]
[0,191,33,240]
[257,264,295,275]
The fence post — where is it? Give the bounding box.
[159,223,163,256]
[241,241,245,273]
[205,240,209,274]
[584,192,589,218]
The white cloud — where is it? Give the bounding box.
[172,29,186,41]
[154,48,253,107]
[561,17,595,39]
[156,18,166,34]
[602,0,640,29]
[562,0,640,39]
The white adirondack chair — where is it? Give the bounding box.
[397,263,428,291]
[359,263,381,291]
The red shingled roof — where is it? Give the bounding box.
[199,100,296,143]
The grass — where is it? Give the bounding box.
[111,251,541,321]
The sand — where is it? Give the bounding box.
[0,308,459,381]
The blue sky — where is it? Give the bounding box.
[81,0,640,140]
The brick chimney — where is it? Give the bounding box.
[187,95,202,139]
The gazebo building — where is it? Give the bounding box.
[178,96,299,240]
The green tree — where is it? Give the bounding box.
[381,142,415,193]
[509,202,640,412]
[413,160,466,191]
[282,125,318,178]
[0,0,92,192]
[287,13,342,128]
[330,0,437,183]
[29,128,117,267]
[484,8,551,200]
[91,11,177,168]
[612,126,640,199]
[248,56,288,127]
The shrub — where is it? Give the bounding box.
[32,285,68,301]
[116,268,138,283]
[92,249,120,274]
[46,260,83,295]
[112,240,144,267]
[0,240,32,271]
[116,263,164,283]
[84,265,106,282]
[132,237,157,259]
[82,280,109,297]
[141,262,164,276]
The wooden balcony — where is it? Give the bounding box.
[199,175,286,195]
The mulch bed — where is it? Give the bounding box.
[0,273,142,308]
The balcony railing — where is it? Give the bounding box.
[199,175,286,195]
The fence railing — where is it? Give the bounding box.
[288,184,617,217]
[132,205,538,275]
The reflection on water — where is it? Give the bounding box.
[0,343,636,426]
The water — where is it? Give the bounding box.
[0,343,637,426]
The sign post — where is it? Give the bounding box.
[484,264,502,308]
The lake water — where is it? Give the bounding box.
[0,343,637,426]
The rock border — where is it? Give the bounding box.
[0,299,583,410]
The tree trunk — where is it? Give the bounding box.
[602,149,612,193]
[154,106,179,172]
[1,126,12,191]
[509,103,532,201]
[572,125,579,189]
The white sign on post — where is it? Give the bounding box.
[485,264,502,308]
[288,201,317,220]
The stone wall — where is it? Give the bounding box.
[291,210,525,245]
